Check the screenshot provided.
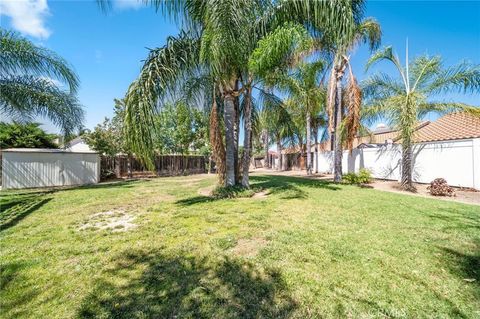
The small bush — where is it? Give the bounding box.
[100,169,116,180]
[343,173,359,185]
[357,169,372,184]
[427,178,456,197]
[343,169,372,185]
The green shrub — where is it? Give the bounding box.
[343,169,372,185]
[357,168,372,184]
[343,173,359,184]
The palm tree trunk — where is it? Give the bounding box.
[264,130,269,169]
[233,79,240,184]
[313,126,318,174]
[333,65,344,182]
[306,112,312,175]
[276,137,283,171]
[241,86,252,187]
[209,94,226,185]
[299,136,304,170]
[222,84,236,186]
[401,141,415,191]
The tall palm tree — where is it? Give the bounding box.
[324,18,381,182]
[255,90,295,171]
[273,60,326,175]
[363,46,480,190]
[0,29,84,135]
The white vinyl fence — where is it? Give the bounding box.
[314,138,480,189]
[2,149,100,189]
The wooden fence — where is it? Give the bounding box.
[101,155,208,180]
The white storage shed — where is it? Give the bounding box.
[1,148,100,189]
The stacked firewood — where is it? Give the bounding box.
[427,178,456,197]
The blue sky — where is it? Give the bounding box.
[1,0,479,134]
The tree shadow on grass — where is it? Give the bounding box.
[0,193,51,232]
[78,250,296,319]
[175,174,340,206]
[427,207,480,232]
[1,261,40,318]
[397,271,470,318]
[438,243,480,296]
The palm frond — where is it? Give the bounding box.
[248,22,312,79]
[353,17,381,52]
[344,66,362,152]
[123,32,200,167]
[0,29,79,93]
[365,46,407,89]
[0,76,84,136]
[425,61,480,95]
[361,72,404,101]
[417,102,480,119]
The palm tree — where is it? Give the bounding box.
[99,0,364,187]
[363,45,480,190]
[255,91,295,171]
[0,29,84,135]
[324,18,381,182]
[273,61,326,175]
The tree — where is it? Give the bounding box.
[0,29,84,136]
[84,99,129,156]
[83,118,119,156]
[271,61,326,175]
[324,18,381,182]
[363,46,480,190]
[155,101,209,155]
[0,122,58,149]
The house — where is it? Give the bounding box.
[283,112,480,188]
[66,137,93,152]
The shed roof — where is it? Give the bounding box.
[2,148,98,154]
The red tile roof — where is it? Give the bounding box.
[281,112,480,154]
[413,112,480,143]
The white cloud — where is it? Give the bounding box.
[39,76,62,87]
[0,0,51,39]
[114,0,143,10]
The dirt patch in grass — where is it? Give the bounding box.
[78,210,137,232]
[198,187,213,197]
[230,237,268,258]
[252,190,269,199]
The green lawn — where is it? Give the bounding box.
[1,174,479,318]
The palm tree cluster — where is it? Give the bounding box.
[98,0,479,191]
[99,0,368,187]
[0,29,84,136]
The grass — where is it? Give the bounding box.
[1,173,479,318]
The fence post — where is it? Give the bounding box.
[114,156,121,178]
